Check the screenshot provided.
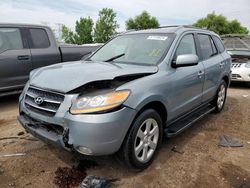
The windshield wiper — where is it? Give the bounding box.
[104,53,125,62]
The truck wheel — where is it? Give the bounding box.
[212,80,227,113]
[119,109,163,170]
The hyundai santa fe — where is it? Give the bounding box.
[18,25,231,170]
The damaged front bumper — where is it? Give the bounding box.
[18,92,137,156]
[18,114,71,150]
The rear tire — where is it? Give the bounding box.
[212,80,227,113]
[119,109,163,170]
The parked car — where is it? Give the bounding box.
[18,26,231,170]
[0,23,101,96]
[221,34,250,86]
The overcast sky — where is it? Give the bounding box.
[0,0,250,33]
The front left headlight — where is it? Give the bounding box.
[70,90,130,114]
[245,61,250,68]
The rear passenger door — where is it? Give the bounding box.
[26,27,61,70]
[0,27,32,91]
[197,34,224,102]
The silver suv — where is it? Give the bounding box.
[18,26,231,170]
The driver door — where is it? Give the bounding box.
[168,33,205,118]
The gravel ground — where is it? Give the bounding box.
[0,84,250,188]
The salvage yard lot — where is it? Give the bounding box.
[0,85,250,188]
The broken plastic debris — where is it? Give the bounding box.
[171,146,184,154]
[0,153,26,157]
[218,135,243,147]
[80,175,119,188]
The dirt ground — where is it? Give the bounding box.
[0,83,250,188]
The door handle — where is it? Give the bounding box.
[17,55,30,60]
[198,71,204,78]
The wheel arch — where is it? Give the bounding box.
[222,74,230,87]
[117,100,168,161]
[121,100,168,147]
[135,101,168,125]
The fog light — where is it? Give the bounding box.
[76,146,93,155]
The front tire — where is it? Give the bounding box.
[212,80,227,113]
[119,109,163,170]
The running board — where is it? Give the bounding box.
[165,105,215,138]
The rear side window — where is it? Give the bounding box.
[0,28,23,53]
[213,36,225,53]
[175,34,196,57]
[29,28,50,48]
[198,34,214,60]
[210,37,218,55]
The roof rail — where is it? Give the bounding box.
[117,29,136,35]
[158,25,206,30]
[158,25,193,28]
[158,25,181,28]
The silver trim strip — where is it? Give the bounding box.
[26,92,61,104]
[25,101,57,113]
[29,86,64,97]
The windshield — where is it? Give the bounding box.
[90,33,174,65]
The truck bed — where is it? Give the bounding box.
[59,44,102,62]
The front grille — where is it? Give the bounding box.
[231,63,242,68]
[24,86,64,116]
[232,74,242,79]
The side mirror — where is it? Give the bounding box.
[173,54,199,68]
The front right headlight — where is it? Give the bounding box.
[70,90,130,114]
[245,61,250,68]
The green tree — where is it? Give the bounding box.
[94,8,119,43]
[61,25,75,44]
[228,19,249,34]
[193,13,248,35]
[61,17,94,44]
[126,11,159,30]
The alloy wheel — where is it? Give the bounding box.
[217,84,226,109]
[134,118,159,163]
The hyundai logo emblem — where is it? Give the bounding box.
[34,96,44,105]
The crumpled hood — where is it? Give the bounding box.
[30,61,158,93]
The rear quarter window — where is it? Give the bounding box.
[29,28,50,48]
[212,36,225,53]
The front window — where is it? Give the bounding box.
[175,34,197,57]
[0,28,23,53]
[90,33,174,65]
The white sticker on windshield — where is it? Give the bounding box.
[147,36,168,40]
